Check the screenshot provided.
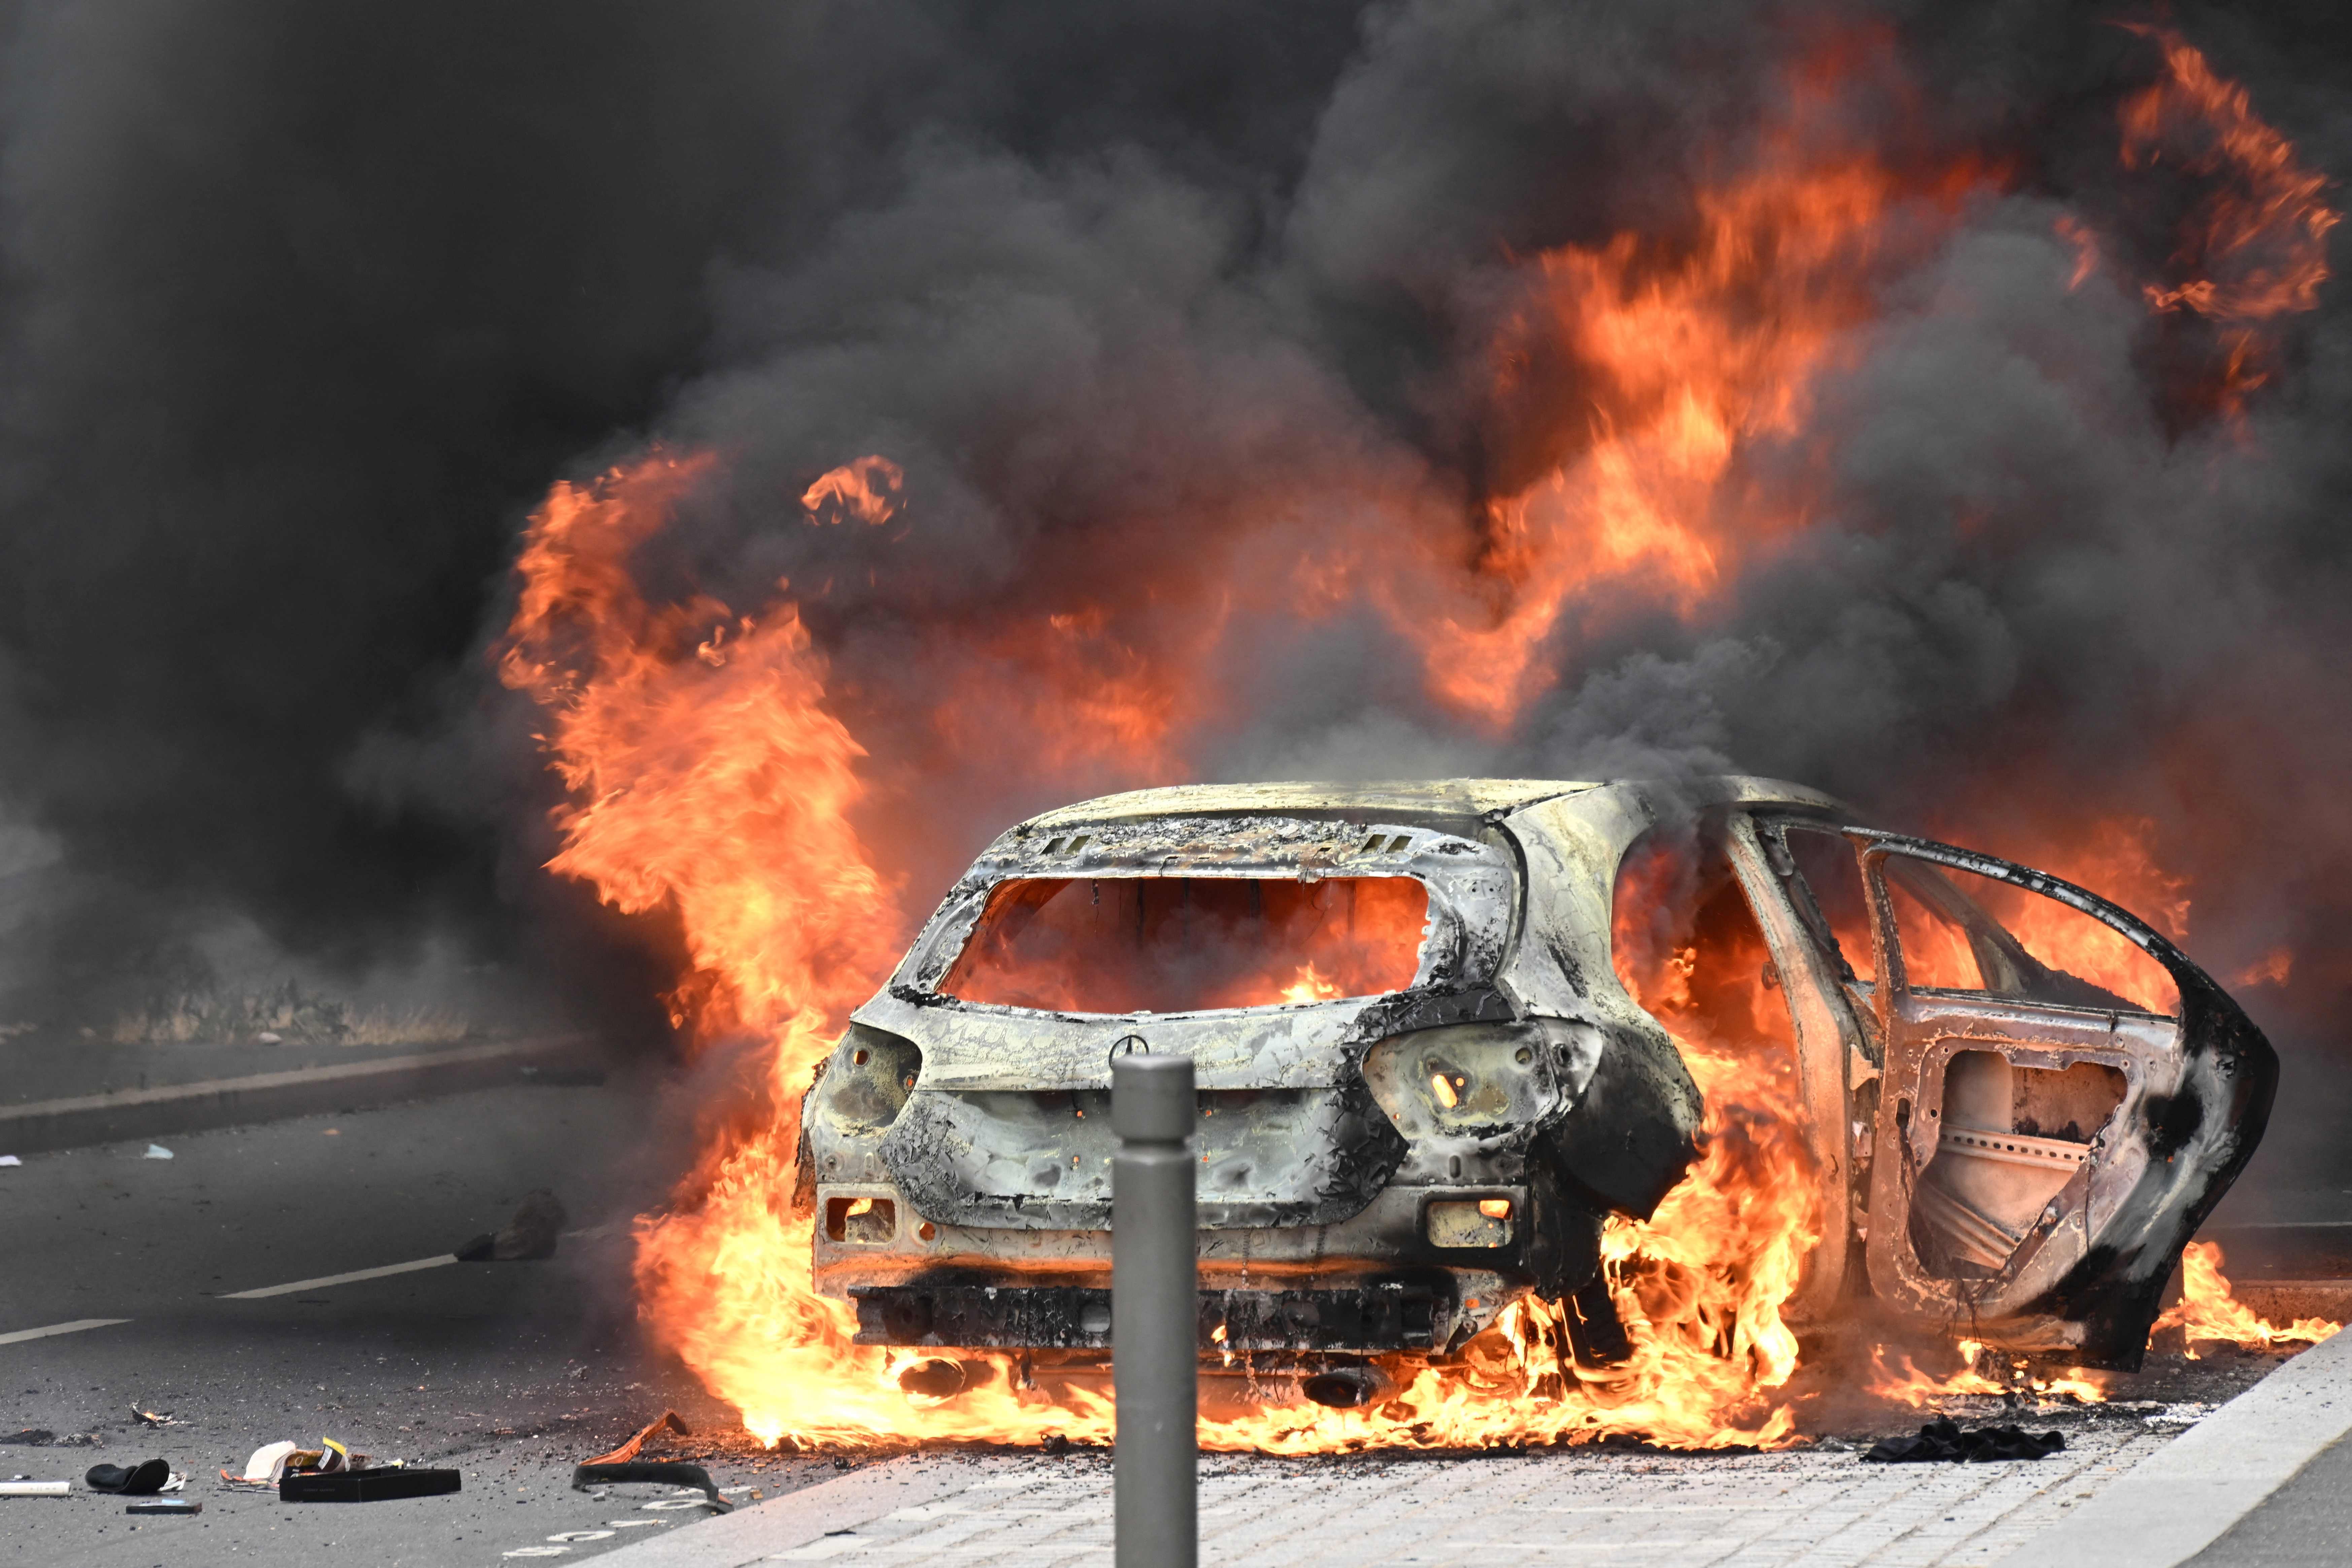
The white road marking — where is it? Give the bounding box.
[221,1254,457,1299]
[0,1317,131,1346]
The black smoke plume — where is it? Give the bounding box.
[1,1,2348,1189]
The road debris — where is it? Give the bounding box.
[572,1461,730,1509]
[0,1479,70,1496]
[141,1144,172,1160]
[131,1405,183,1428]
[84,1458,172,1494]
[125,1498,202,1515]
[0,1430,96,1448]
[223,1436,368,1488]
[281,1464,461,1502]
[582,1410,690,1466]
[456,1188,567,1262]
[570,1407,730,1509]
[221,1439,301,1486]
[0,1155,20,1167]
[1863,1417,2066,1463]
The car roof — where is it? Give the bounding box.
[1018,776,1848,831]
[1017,779,1596,829]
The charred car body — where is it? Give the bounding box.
[802,779,2274,1396]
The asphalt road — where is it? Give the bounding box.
[5,1066,2347,1567]
[0,1080,845,1567]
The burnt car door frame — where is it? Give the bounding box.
[1837,830,2275,1363]
[1711,811,1868,1323]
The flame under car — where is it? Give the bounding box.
[800,778,2274,1402]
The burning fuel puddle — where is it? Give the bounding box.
[670,1346,2308,1568]
[628,1341,2289,1469]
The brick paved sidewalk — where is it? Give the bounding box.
[751,1422,2172,1568]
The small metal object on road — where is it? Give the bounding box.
[125,1497,201,1514]
[1112,1048,1197,1568]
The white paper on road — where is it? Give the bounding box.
[221,1253,458,1299]
[0,1317,131,1346]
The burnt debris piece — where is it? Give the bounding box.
[570,1409,731,1510]
[1863,1417,2066,1463]
[456,1188,567,1261]
[572,1461,729,1509]
[803,777,2275,1383]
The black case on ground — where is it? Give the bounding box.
[279,1467,461,1502]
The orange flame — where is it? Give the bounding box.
[2121,25,2339,414]
[1280,964,1342,1005]
[802,455,905,526]
[498,455,1824,1453]
[2155,1241,2341,1358]
[2234,947,2293,988]
[2123,27,2338,323]
[1913,815,2191,1015]
[497,27,2341,1456]
[1867,1338,2107,1407]
[1392,47,1993,730]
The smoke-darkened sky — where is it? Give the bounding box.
[2,1,2349,1174]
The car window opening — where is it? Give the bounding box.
[940,874,1429,1014]
[1882,858,2177,1017]
[1611,827,1799,1059]
[1780,826,1876,984]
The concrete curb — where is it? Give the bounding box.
[599,1455,1015,1567]
[1992,1327,2352,1568]
[0,1036,595,1155]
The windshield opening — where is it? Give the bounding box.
[940,875,1429,1014]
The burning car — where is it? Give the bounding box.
[800,777,2274,1401]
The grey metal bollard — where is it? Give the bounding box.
[1112,1050,1197,1568]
